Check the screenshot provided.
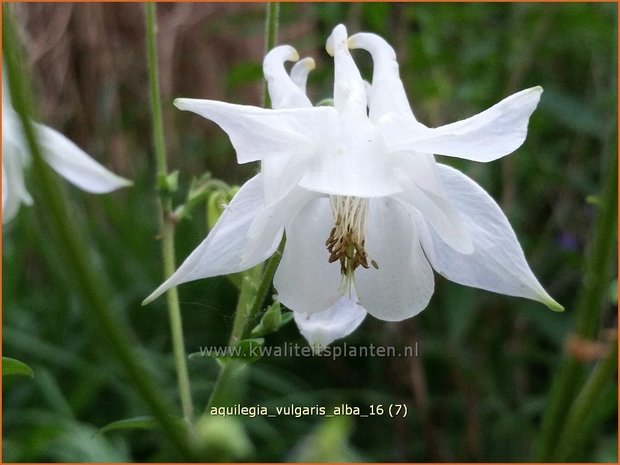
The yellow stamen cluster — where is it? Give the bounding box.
[325,196,378,293]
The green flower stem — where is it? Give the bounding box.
[201,271,259,414]
[205,361,247,411]
[145,2,195,429]
[2,9,195,460]
[229,267,263,346]
[203,263,264,412]
[228,242,284,346]
[535,149,617,460]
[262,2,281,108]
[245,244,284,330]
[203,2,281,414]
[204,244,284,415]
[573,151,618,338]
[554,343,618,461]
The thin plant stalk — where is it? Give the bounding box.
[2,7,195,460]
[205,246,283,412]
[262,2,280,108]
[535,147,618,460]
[145,2,195,428]
[554,343,618,460]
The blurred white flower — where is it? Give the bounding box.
[145,25,562,347]
[2,76,132,224]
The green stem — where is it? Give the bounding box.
[554,343,618,461]
[229,269,262,345]
[201,270,256,414]
[573,156,618,338]
[202,263,262,414]
[246,244,284,330]
[162,222,195,427]
[145,3,168,176]
[228,243,284,346]
[205,361,247,412]
[3,8,195,460]
[262,2,281,108]
[535,146,617,460]
[145,2,195,428]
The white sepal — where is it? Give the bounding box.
[380,87,543,162]
[174,99,337,164]
[143,174,280,304]
[294,294,367,348]
[418,164,562,311]
[35,123,132,193]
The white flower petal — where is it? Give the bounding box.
[418,163,562,310]
[241,185,318,267]
[1,104,30,219]
[290,57,315,94]
[34,123,132,193]
[2,166,5,207]
[2,107,28,157]
[2,166,6,210]
[274,196,343,314]
[294,295,367,347]
[143,174,280,304]
[260,154,309,206]
[263,45,312,110]
[2,146,32,224]
[348,32,417,123]
[2,94,130,196]
[327,24,367,116]
[380,87,543,162]
[174,99,337,164]
[356,197,434,321]
[392,150,444,197]
[297,117,402,198]
[396,175,473,254]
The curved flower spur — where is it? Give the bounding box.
[144,25,563,347]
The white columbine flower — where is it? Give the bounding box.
[2,76,132,224]
[144,25,562,347]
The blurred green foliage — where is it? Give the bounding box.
[3,2,617,462]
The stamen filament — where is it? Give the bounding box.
[326,196,376,295]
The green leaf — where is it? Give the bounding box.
[291,416,363,462]
[250,301,282,337]
[188,350,207,360]
[280,311,294,326]
[207,190,232,229]
[187,172,214,201]
[196,415,254,461]
[217,338,265,365]
[2,357,34,377]
[99,415,183,435]
[250,304,295,338]
[100,416,158,434]
[156,170,179,194]
[189,339,266,364]
[608,279,618,305]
